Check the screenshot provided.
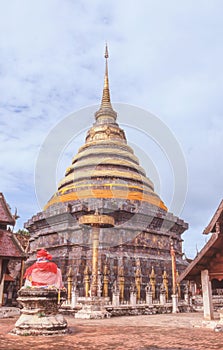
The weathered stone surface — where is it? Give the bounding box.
[0,307,20,318]
[11,287,68,336]
[75,297,110,319]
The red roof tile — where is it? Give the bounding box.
[0,193,15,226]
[4,273,14,281]
[0,229,25,258]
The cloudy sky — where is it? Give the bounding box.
[0,0,222,258]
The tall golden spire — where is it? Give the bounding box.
[95,43,117,121]
[101,43,112,109]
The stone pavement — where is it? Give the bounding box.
[1,312,223,350]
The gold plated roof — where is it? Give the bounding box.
[44,46,167,211]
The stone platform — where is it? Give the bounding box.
[75,296,110,319]
[11,287,68,336]
[60,300,191,317]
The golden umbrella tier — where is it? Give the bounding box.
[79,213,115,228]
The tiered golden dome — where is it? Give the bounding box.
[44,45,167,211]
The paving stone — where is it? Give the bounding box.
[1,312,223,350]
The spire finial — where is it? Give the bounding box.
[101,43,111,108]
[94,43,117,121]
[105,42,109,59]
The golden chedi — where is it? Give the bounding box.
[25,46,188,301]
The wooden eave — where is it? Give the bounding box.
[203,200,223,234]
[0,192,16,226]
[178,232,223,282]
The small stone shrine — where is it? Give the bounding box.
[12,249,67,335]
[0,192,26,306]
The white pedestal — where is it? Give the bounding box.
[130,292,137,306]
[160,292,166,305]
[172,294,179,313]
[71,290,79,308]
[146,291,153,305]
[112,292,120,307]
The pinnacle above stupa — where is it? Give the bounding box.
[44,45,167,212]
[94,44,117,123]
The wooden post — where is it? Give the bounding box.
[0,259,3,306]
[20,259,25,289]
[201,269,214,320]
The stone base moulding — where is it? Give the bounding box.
[11,287,68,336]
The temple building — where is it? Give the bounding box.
[25,46,188,300]
[179,199,223,320]
[0,193,26,305]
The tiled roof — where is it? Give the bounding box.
[0,193,15,225]
[0,229,25,258]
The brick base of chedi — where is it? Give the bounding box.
[11,287,68,336]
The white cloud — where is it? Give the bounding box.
[0,0,223,258]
